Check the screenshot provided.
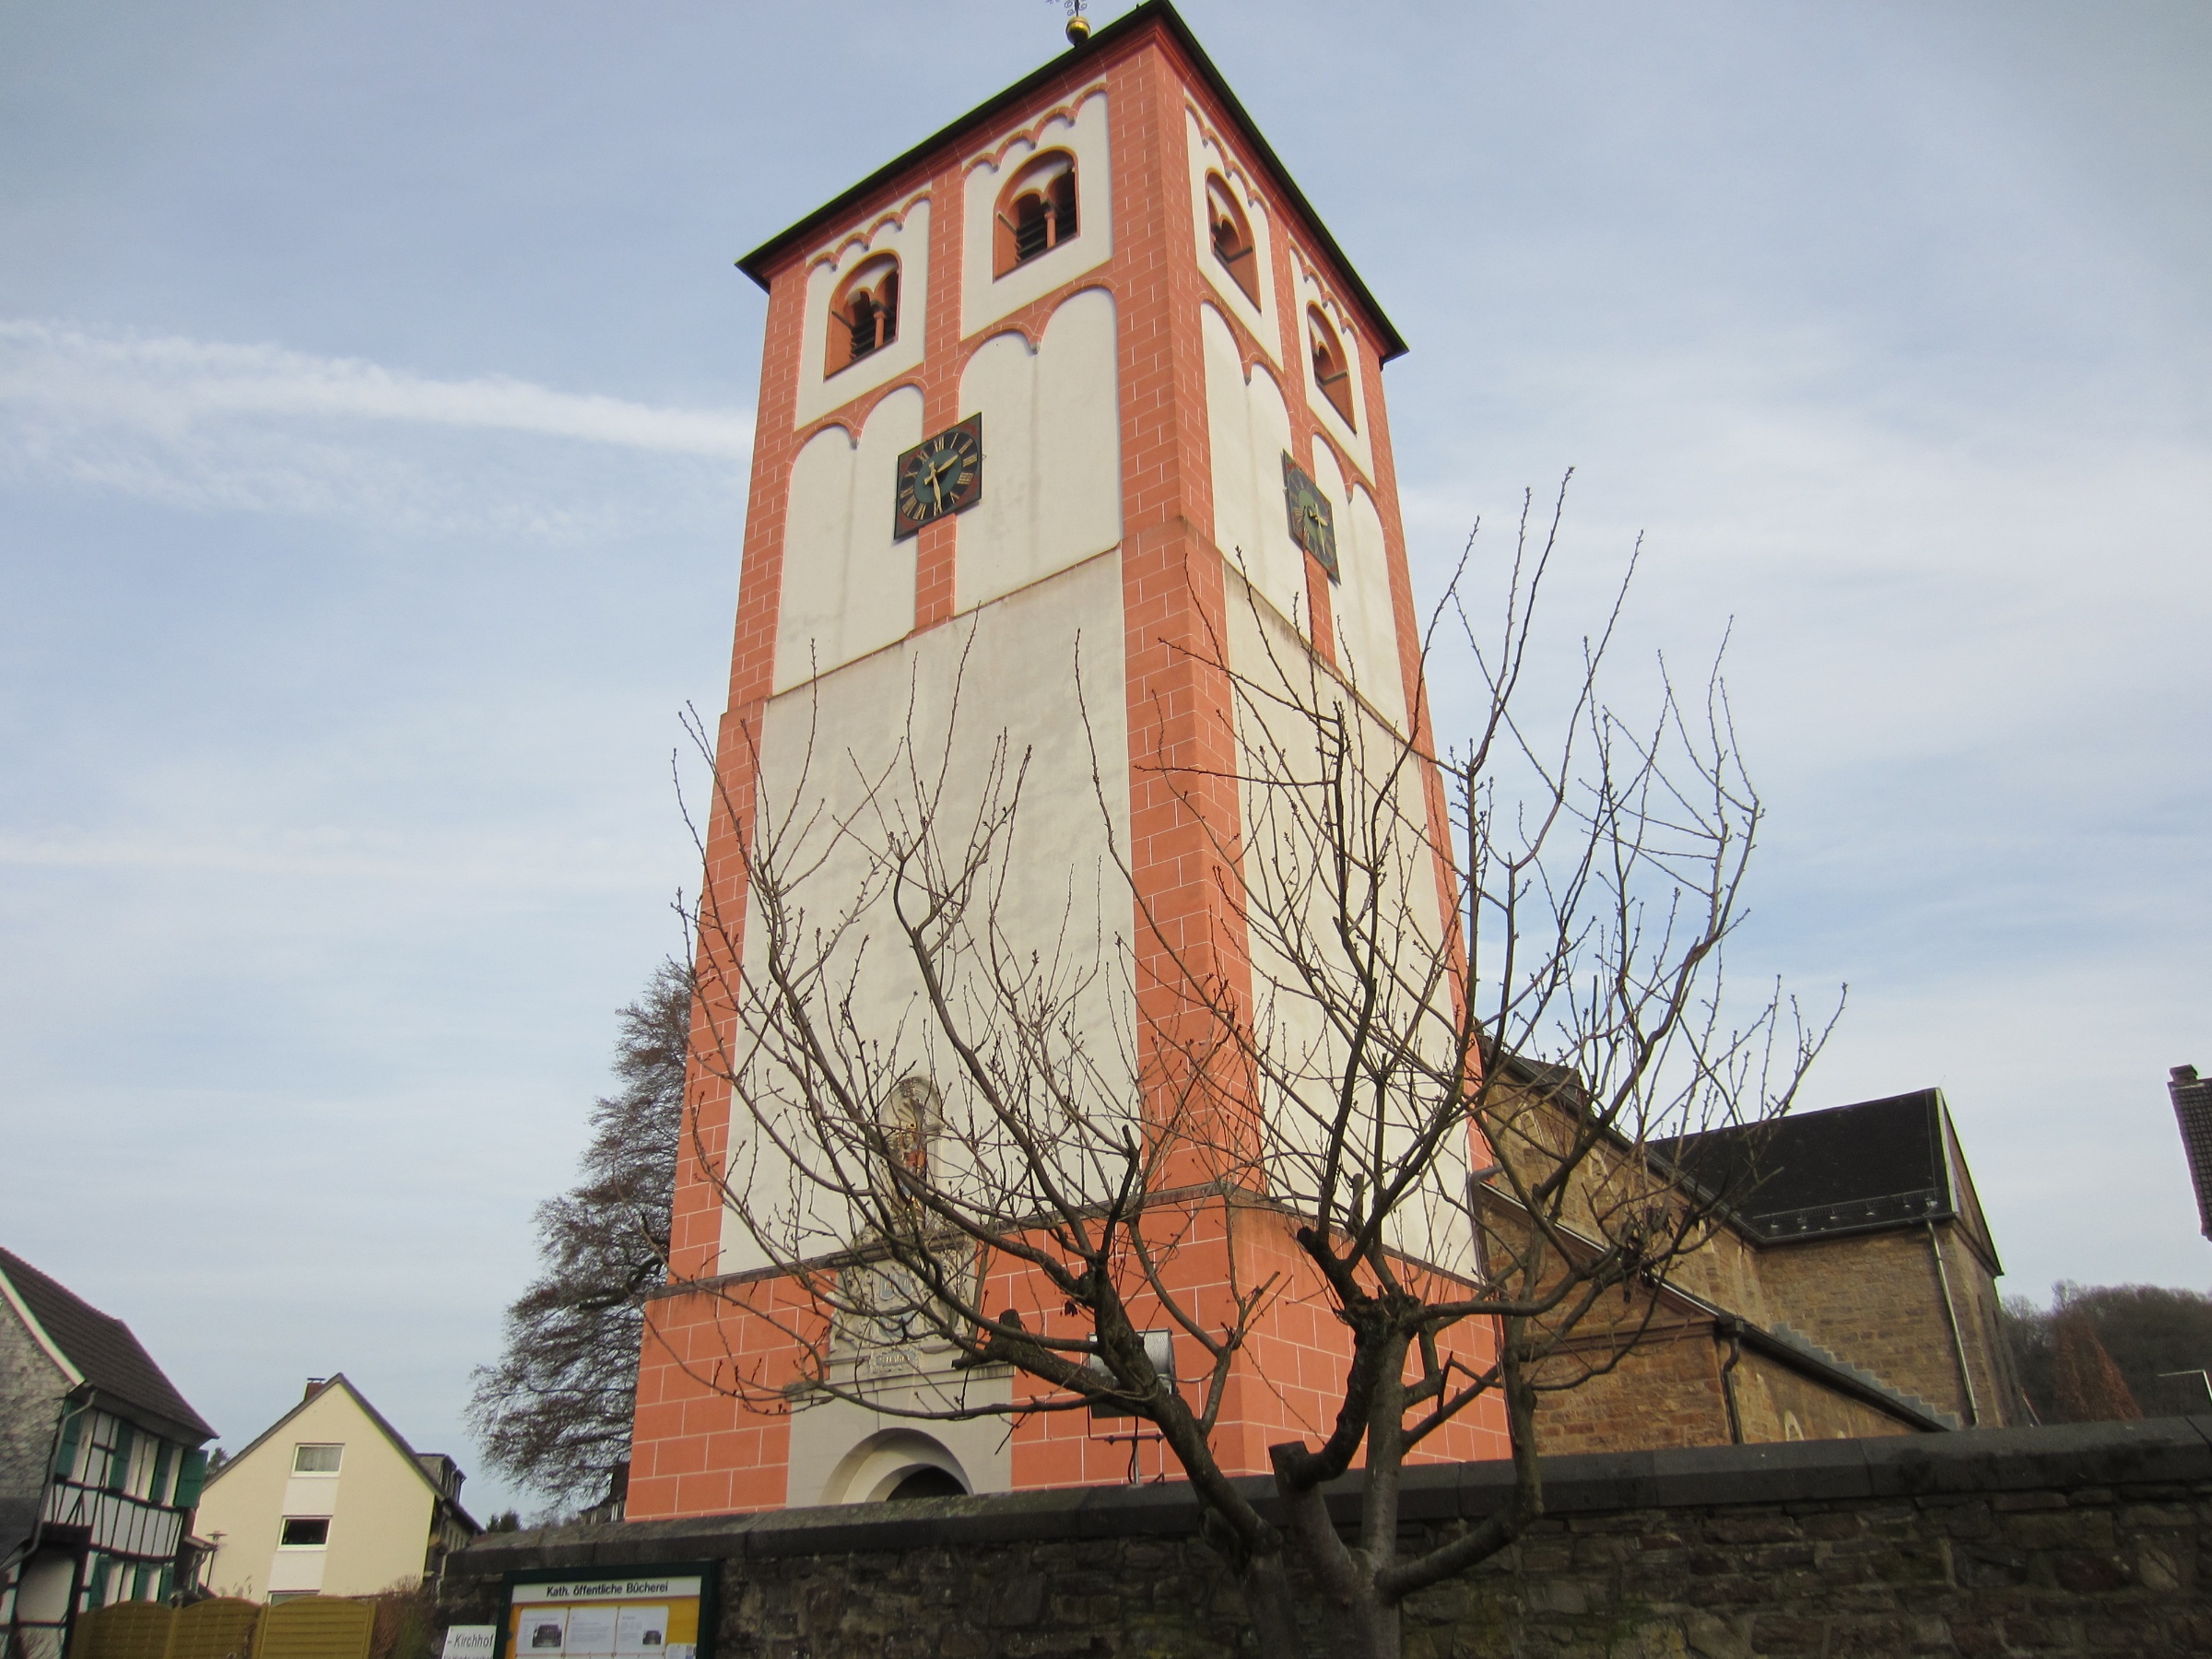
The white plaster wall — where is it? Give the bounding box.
[1294,262,1375,481]
[1225,583,1474,1282]
[1307,446,1407,733]
[962,92,1112,338]
[1184,111,1277,359]
[955,289,1122,615]
[1201,304,1305,634]
[793,197,929,431]
[723,551,1135,1276]
[773,386,923,695]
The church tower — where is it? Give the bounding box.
[629,2,1503,1521]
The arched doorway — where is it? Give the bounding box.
[820,1429,971,1504]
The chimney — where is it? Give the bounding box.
[303,1377,328,1401]
[2169,1065,2212,1241]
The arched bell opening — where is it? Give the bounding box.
[827,253,900,376]
[1204,172,1260,306]
[1307,304,1357,430]
[994,150,1079,276]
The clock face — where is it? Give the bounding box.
[1281,453,1339,581]
[894,415,984,539]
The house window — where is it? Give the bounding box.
[994,151,1078,276]
[291,1443,343,1474]
[827,254,900,377]
[1308,306,1356,429]
[1204,174,1260,306]
[278,1517,330,1547]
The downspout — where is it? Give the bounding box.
[1926,1221,1983,1427]
[1716,1317,1746,1445]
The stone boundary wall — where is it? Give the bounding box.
[440,1418,2212,1657]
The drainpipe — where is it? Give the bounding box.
[1716,1317,1746,1445]
[1926,1220,1983,1427]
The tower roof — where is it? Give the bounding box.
[734,1,1407,362]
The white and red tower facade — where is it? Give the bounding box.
[630,3,1504,1521]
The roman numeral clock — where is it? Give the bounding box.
[893,415,984,538]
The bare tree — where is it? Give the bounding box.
[669,482,1834,1659]
[468,960,692,1507]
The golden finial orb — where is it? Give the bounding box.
[1064,2,1091,44]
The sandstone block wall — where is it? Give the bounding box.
[441,1418,2212,1658]
[1755,1224,2018,1429]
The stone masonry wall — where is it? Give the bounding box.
[1755,1226,2009,1429]
[0,1292,67,1513]
[441,1418,2212,1658]
[1529,1319,1735,1456]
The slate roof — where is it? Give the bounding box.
[1660,1089,1999,1267]
[0,1248,215,1441]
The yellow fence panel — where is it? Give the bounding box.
[167,1599,262,1659]
[73,1604,173,1659]
[251,1601,374,1659]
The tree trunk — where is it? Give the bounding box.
[1236,1547,1303,1658]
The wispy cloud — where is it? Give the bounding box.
[0,319,754,531]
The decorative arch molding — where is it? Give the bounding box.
[962,83,1110,178]
[1182,101,1268,218]
[807,191,933,278]
[820,1429,972,1505]
[790,373,927,456]
[1308,425,1370,499]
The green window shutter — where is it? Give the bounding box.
[151,1443,175,1505]
[172,1449,208,1511]
[53,1406,84,1480]
[108,1424,135,1492]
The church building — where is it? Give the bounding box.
[628,3,2020,1524]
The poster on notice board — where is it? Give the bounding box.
[499,1566,714,1659]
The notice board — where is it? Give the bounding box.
[499,1567,713,1659]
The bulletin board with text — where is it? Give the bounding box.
[497,1566,714,1659]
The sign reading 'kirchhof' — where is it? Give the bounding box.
[500,1570,713,1659]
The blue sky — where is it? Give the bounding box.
[3,1,2206,1517]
